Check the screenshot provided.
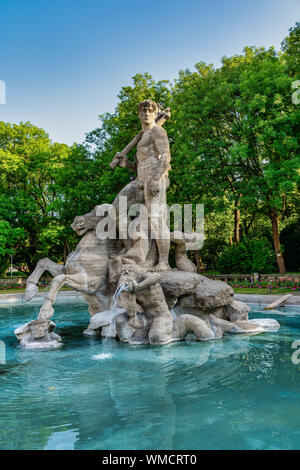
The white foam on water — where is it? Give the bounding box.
[91,353,113,360]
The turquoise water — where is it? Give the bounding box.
[0,297,300,450]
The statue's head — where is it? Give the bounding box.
[108,255,138,285]
[71,204,114,237]
[138,99,158,126]
[71,209,98,236]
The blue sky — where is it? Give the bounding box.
[0,0,299,144]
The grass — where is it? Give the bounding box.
[232,287,299,295]
[0,287,72,295]
[204,271,300,276]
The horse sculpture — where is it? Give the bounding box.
[25,205,120,324]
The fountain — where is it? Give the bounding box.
[15,100,280,349]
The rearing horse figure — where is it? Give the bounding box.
[26,205,121,324]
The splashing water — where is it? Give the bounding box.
[91,353,113,360]
[104,282,130,339]
[112,281,130,310]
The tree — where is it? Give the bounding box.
[170,47,300,273]
[0,220,24,275]
[0,121,69,270]
[234,47,299,273]
[281,21,300,79]
[218,237,276,274]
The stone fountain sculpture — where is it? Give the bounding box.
[15,100,279,349]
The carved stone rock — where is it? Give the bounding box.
[247,318,280,331]
[14,319,62,350]
[224,300,250,322]
[158,270,233,310]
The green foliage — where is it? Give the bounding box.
[281,21,300,78]
[170,38,300,272]
[0,220,24,275]
[171,46,299,213]
[0,121,70,269]
[217,238,276,274]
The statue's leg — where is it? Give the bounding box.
[26,258,66,301]
[143,179,170,271]
[38,272,87,321]
[149,206,170,271]
[148,313,174,345]
[113,180,144,218]
[16,270,87,351]
[175,315,215,341]
[113,179,145,251]
[80,292,106,316]
[80,292,108,337]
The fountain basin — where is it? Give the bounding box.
[0,297,299,450]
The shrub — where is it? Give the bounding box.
[217,238,276,274]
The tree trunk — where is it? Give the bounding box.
[26,257,36,274]
[269,209,286,274]
[243,214,255,237]
[63,243,67,265]
[63,238,70,265]
[233,200,240,244]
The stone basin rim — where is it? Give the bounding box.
[1,291,300,307]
